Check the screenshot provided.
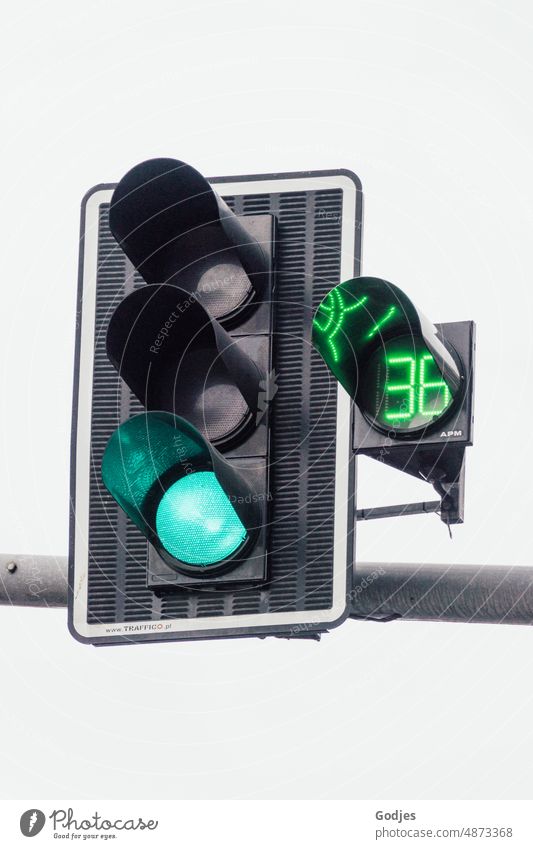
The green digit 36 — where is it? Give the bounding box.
[385,353,450,422]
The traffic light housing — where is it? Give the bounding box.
[313,276,475,523]
[100,158,274,588]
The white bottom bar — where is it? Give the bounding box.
[1,800,533,847]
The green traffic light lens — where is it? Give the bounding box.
[155,471,247,566]
[359,335,454,431]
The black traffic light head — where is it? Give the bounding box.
[109,157,269,325]
[312,276,475,523]
[99,158,275,589]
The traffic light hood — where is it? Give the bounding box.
[109,157,269,323]
[106,283,264,450]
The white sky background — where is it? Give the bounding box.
[0,0,532,800]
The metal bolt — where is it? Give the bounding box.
[6,561,17,574]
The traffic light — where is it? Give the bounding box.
[69,159,363,644]
[312,276,475,524]
[101,158,274,587]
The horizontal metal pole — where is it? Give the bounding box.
[0,554,67,607]
[351,562,533,625]
[1,556,533,626]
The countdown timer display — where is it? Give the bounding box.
[359,335,454,432]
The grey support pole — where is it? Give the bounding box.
[351,562,533,626]
[1,555,533,625]
[0,554,67,607]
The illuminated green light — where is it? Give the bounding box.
[384,356,416,420]
[365,305,398,341]
[313,290,368,362]
[155,471,247,566]
[359,335,454,431]
[419,353,450,416]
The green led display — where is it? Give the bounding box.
[313,290,403,363]
[155,471,247,566]
[313,288,369,363]
[312,278,461,437]
[359,335,453,431]
[364,304,398,340]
